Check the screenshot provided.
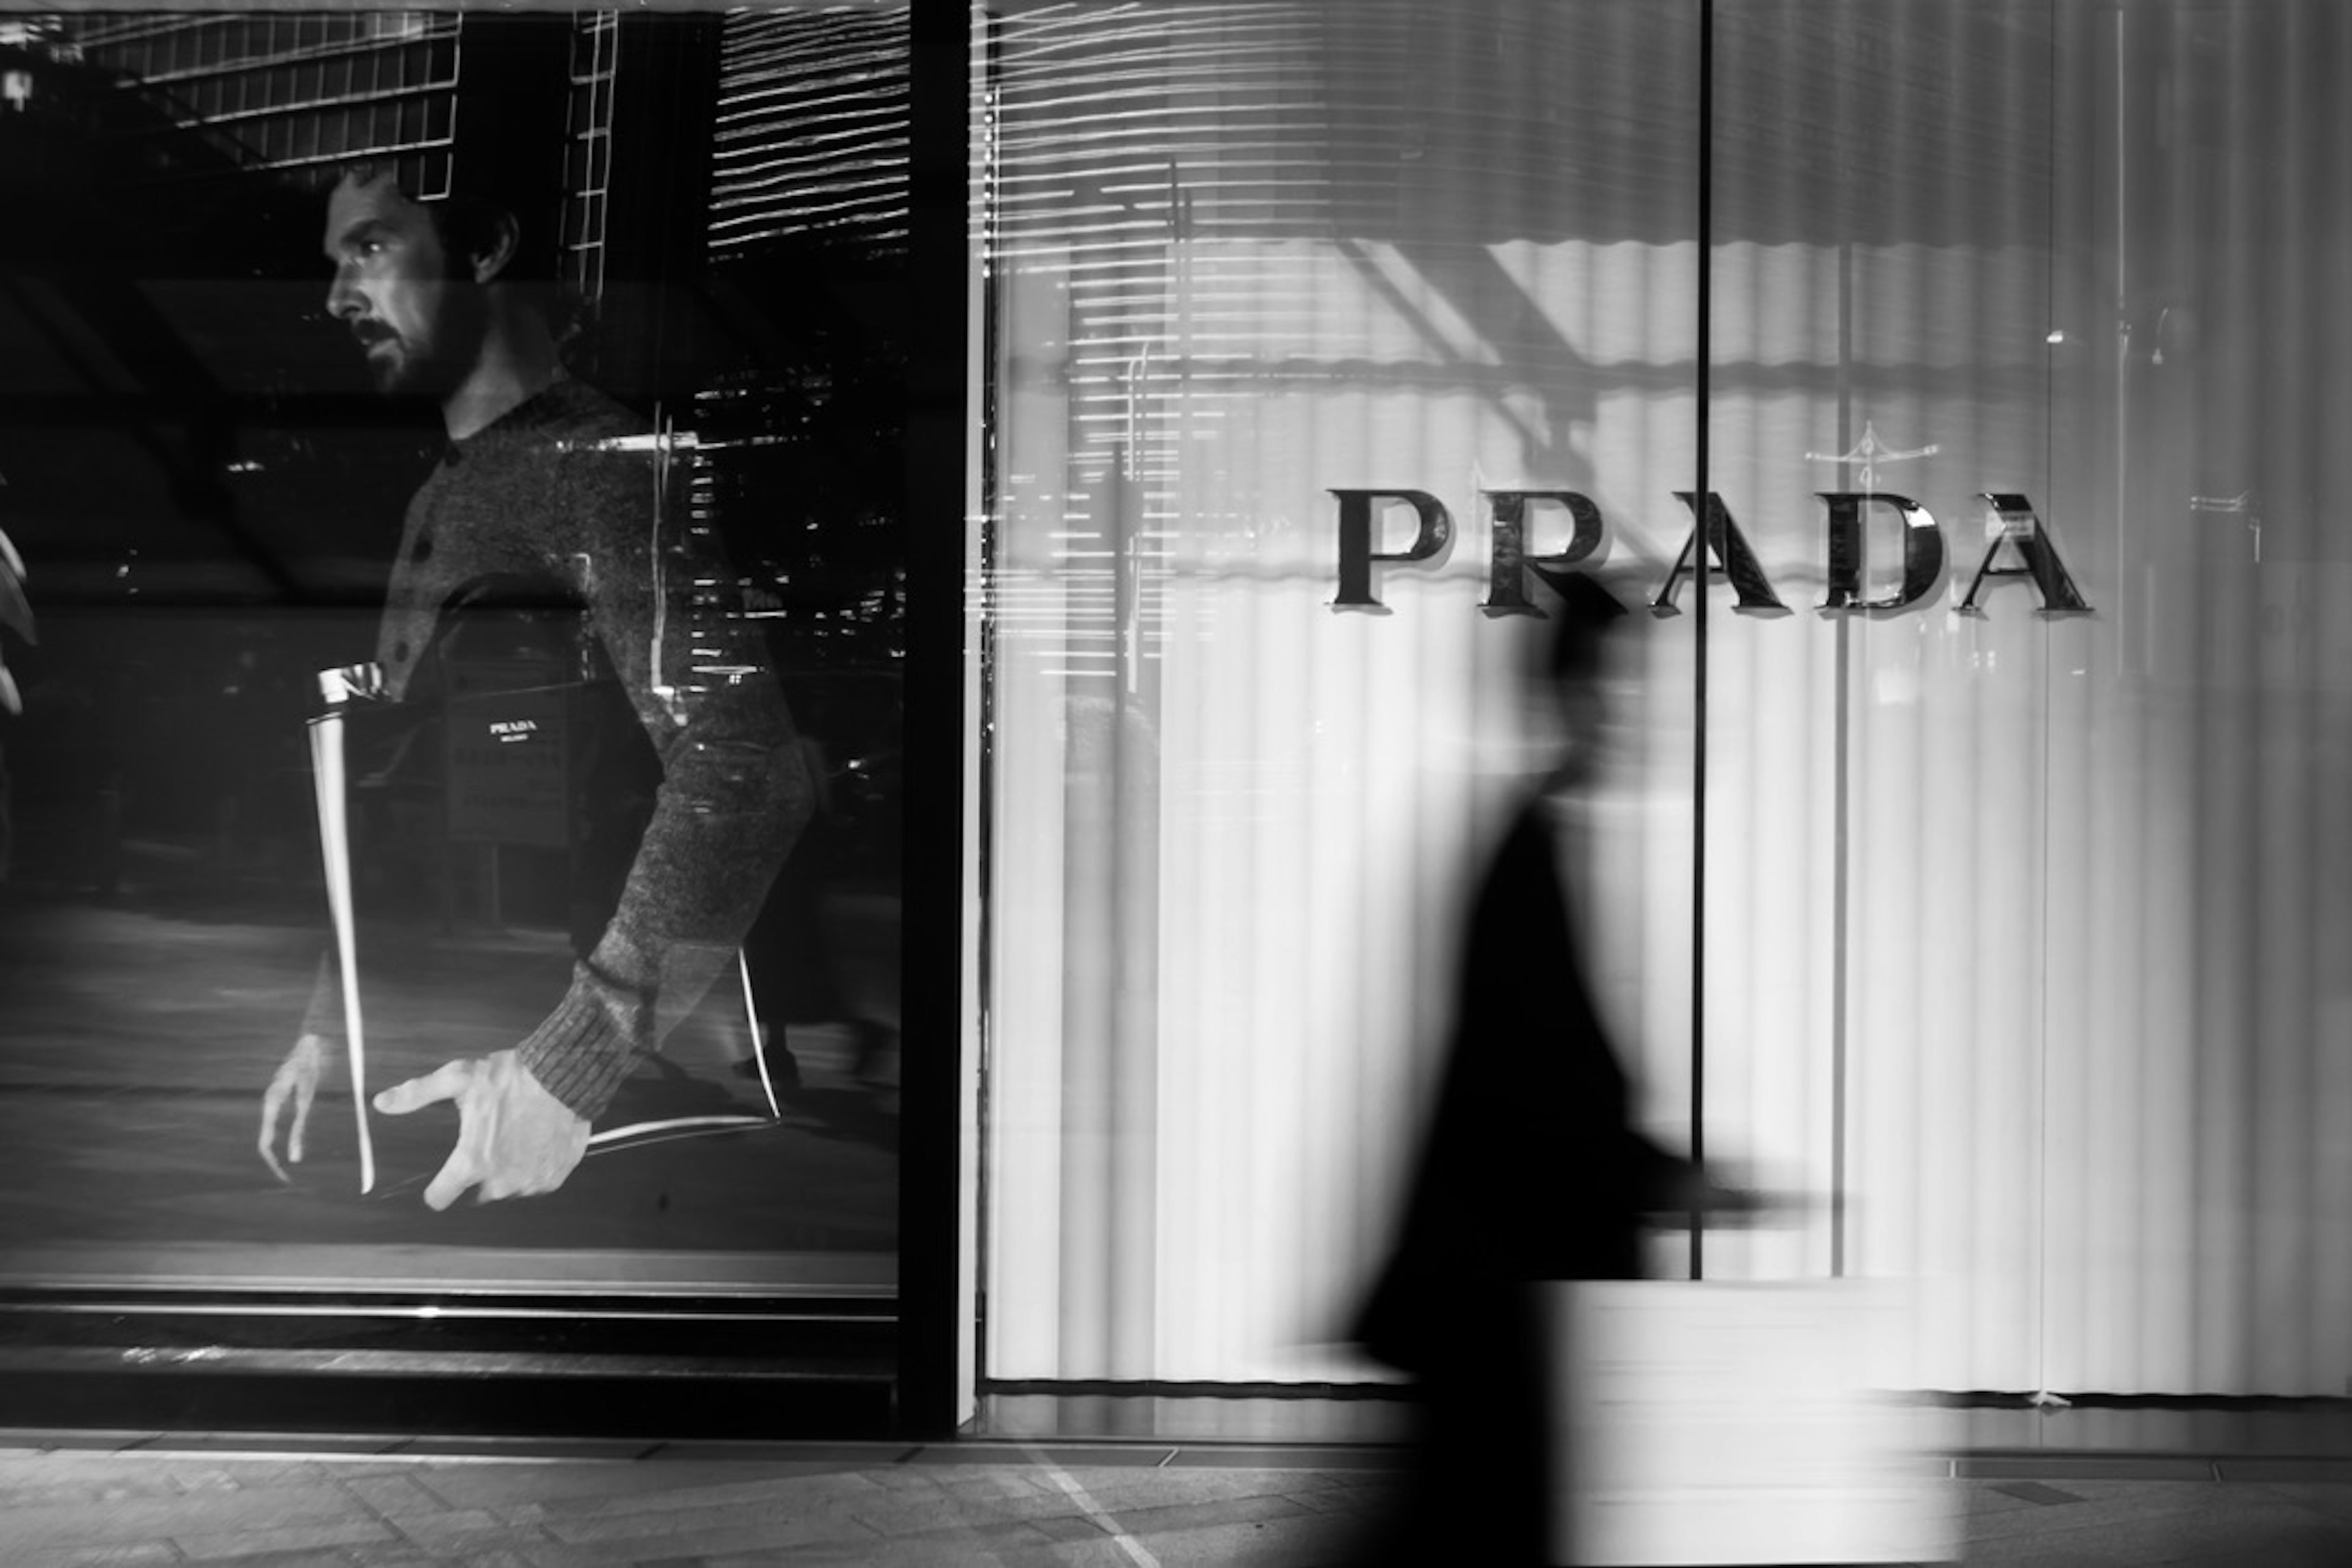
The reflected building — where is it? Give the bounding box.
[41,12,463,198]
[0,6,913,889]
[3,7,911,641]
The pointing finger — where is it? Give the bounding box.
[374,1060,477,1117]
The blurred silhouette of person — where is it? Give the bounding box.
[1351,570,1715,1565]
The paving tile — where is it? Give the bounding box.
[414,1460,841,1512]
[883,1517,1076,1552]
[1025,1512,1110,1544]
[1956,1482,2244,1545]
[690,1548,932,1568]
[1131,1509,1375,1568]
[509,1515,891,1566]
[343,1472,453,1518]
[1958,1488,2333,1566]
[1962,1485,2049,1517]
[1108,1490,1311,1537]
[149,1460,386,1496]
[943,1469,1050,1502]
[0,1462,186,1505]
[1988,1479,2085,1506]
[172,1516,402,1561]
[1281,1482,1392,1523]
[2061,1504,2352,1565]
[538,1496,882,1551]
[861,1461,959,1491]
[1962,1535,2117,1567]
[3,1485,374,1549]
[845,1484,1096,1538]
[2160,1545,2352,1568]
[693,1531,1071,1568]
[547,1470,899,1525]
[7,1544,184,1568]
[168,1466,280,1495]
[389,1504,524,1552]
[901,1443,1030,1467]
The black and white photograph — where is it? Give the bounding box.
[0,8,904,1288]
[4,4,2352,1566]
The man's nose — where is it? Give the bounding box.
[325,270,363,321]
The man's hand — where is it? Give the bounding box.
[259,1033,330,1182]
[373,1049,590,1210]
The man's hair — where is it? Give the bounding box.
[322,154,582,349]
[323,156,561,289]
[324,12,574,285]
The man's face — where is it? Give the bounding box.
[322,173,488,400]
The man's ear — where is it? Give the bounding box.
[470,211,522,284]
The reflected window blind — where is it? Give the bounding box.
[710,2,910,256]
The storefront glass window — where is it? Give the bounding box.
[976,0,2352,1396]
[0,8,908,1297]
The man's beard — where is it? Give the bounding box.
[367,282,490,402]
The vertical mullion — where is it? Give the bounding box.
[1689,0,1714,1279]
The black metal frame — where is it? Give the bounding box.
[0,4,974,1446]
[893,0,975,1441]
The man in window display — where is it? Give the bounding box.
[255,160,812,1207]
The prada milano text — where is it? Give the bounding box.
[1329,489,2094,616]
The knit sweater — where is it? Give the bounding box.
[304,378,810,1120]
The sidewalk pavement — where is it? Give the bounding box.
[2,1434,2352,1567]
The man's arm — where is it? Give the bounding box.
[371,432,815,1204]
[510,440,812,1121]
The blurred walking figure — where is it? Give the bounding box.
[1351,572,1712,1566]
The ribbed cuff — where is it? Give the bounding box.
[515,968,643,1121]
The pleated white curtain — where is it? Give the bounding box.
[977,0,2352,1395]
